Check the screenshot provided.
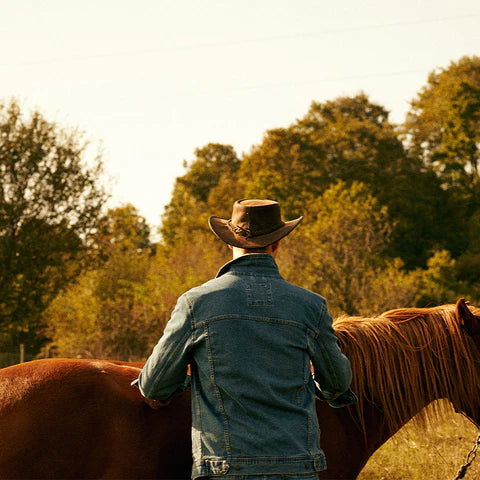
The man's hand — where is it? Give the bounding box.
[131,380,172,409]
[144,397,172,409]
[315,386,358,408]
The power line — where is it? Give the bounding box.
[233,69,429,92]
[145,68,429,99]
[1,12,479,67]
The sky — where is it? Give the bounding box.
[1,0,479,231]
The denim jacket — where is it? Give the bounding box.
[137,254,353,479]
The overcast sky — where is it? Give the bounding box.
[1,0,479,229]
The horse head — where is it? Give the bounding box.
[456,298,480,340]
[454,298,480,427]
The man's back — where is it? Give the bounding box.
[139,254,351,478]
[137,199,353,479]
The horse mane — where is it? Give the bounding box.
[333,304,480,433]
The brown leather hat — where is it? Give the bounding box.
[209,199,303,248]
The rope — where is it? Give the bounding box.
[454,433,480,479]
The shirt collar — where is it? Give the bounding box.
[215,254,280,278]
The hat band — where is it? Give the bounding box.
[227,220,252,238]
[227,219,285,239]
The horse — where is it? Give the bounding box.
[0,298,479,479]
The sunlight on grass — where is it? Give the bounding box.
[358,410,480,479]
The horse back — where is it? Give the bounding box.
[0,358,192,479]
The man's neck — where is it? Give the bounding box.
[231,244,277,260]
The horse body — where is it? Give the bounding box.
[0,359,192,479]
[0,360,365,479]
[0,299,479,479]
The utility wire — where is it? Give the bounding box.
[1,12,479,67]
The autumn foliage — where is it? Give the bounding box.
[2,56,480,361]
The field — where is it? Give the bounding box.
[358,410,480,479]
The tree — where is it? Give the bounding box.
[45,205,156,360]
[0,99,107,352]
[404,56,480,196]
[44,250,157,361]
[240,94,407,208]
[240,94,449,267]
[74,205,153,359]
[279,181,421,316]
[42,271,104,358]
[94,248,152,359]
[239,127,316,219]
[45,206,230,360]
[403,56,480,258]
[417,250,459,306]
[145,233,230,342]
[160,143,242,246]
[93,204,152,261]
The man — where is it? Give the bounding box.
[136,199,355,480]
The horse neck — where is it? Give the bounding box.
[356,379,436,456]
[339,311,471,454]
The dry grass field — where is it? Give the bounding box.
[358,410,480,479]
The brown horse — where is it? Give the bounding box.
[0,299,479,479]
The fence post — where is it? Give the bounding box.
[20,343,25,363]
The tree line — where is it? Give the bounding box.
[1,56,479,363]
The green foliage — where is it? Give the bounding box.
[451,208,480,303]
[279,181,421,316]
[403,56,480,259]
[42,271,104,358]
[295,94,403,192]
[46,206,157,359]
[418,250,459,306]
[177,143,240,203]
[404,56,480,195]
[160,143,242,245]
[45,206,231,360]
[93,203,152,260]
[357,257,422,313]
[240,94,449,267]
[239,127,314,218]
[416,248,480,307]
[0,98,107,352]
[45,205,155,359]
[45,250,160,360]
[146,232,229,330]
[39,56,480,360]
[94,250,152,358]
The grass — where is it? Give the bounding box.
[358,409,480,479]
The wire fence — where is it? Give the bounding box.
[0,345,49,368]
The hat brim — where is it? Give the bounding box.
[208,216,303,248]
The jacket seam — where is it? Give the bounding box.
[149,303,192,394]
[194,314,316,335]
[228,271,281,279]
[315,339,340,392]
[205,322,232,456]
[184,293,197,340]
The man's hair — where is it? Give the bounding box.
[243,246,270,253]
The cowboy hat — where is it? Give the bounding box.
[208,199,303,248]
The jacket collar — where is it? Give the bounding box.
[215,254,280,278]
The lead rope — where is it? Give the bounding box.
[454,433,480,479]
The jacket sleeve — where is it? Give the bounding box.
[309,301,354,405]
[136,294,193,401]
